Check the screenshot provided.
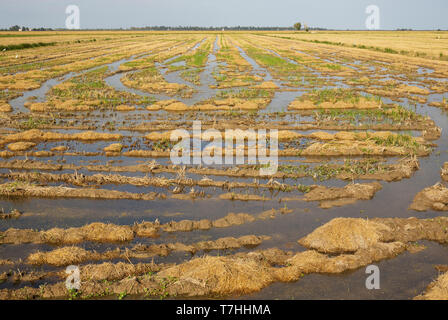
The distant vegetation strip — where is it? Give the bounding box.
[0,41,57,51]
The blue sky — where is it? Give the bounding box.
[0,0,447,30]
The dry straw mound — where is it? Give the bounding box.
[43,223,134,244]
[298,218,390,253]
[77,262,161,281]
[0,221,158,245]
[299,216,448,255]
[304,182,382,203]
[2,129,122,143]
[115,105,135,111]
[415,272,448,300]
[7,142,36,151]
[27,247,92,266]
[0,102,12,113]
[157,255,275,295]
[410,183,448,211]
[103,143,123,153]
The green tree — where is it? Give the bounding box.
[294,22,302,31]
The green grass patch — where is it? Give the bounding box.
[0,42,56,51]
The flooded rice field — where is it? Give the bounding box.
[1,32,448,300]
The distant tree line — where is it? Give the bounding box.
[0,25,53,31]
[129,26,328,31]
[0,25,329,32]
[1,25,446,32]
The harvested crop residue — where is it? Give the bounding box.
[3,216,448,299]
[0,210,280,245]
[410,183,448,211]
[26,235,270,266]
[7,141,36,151]
[304,182,382,208]
[0,181,157,200]
[1,31,448,300]
[1,129,122,143]
[415,272,448,300]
